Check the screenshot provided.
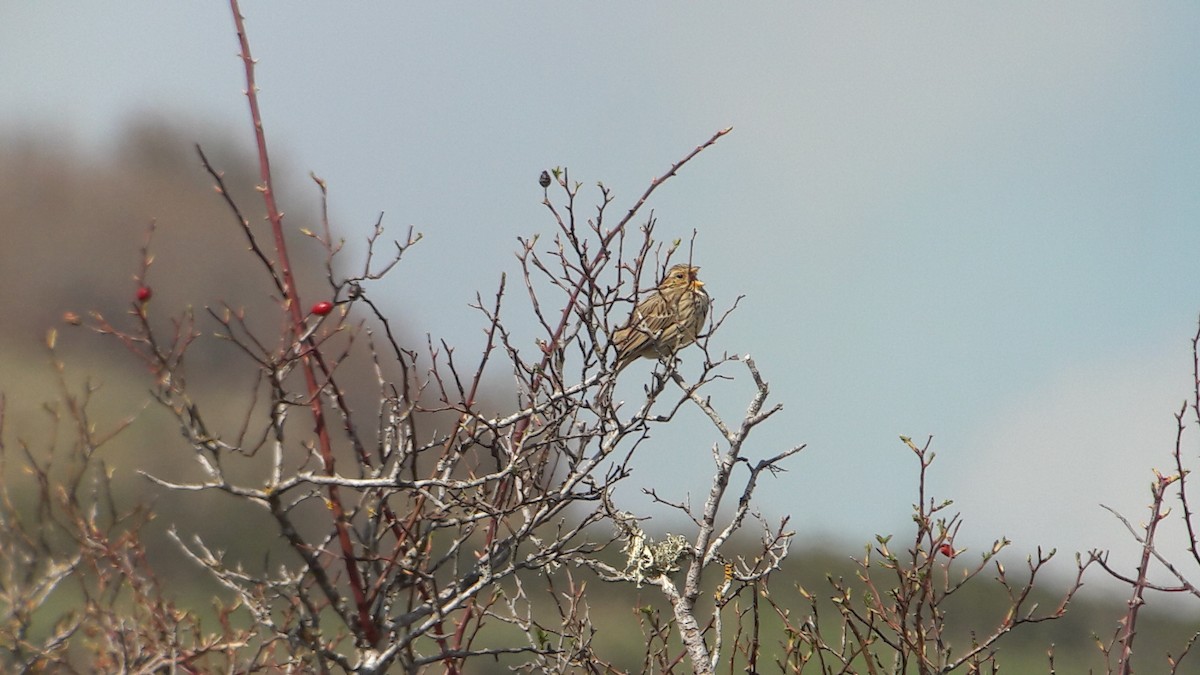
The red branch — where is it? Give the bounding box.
[228,0,379,646]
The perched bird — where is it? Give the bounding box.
[612,264,710,373]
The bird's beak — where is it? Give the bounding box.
[689,267,704,287]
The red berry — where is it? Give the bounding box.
[136,286,153,302]
[311,301,334,316]
[937,543,955,558]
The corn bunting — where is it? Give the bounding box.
[612,264,710,373]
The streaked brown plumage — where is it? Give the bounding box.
[612,264,710,373]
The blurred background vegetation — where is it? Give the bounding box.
[0,120,1195,673]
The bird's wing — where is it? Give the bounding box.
[615,291,681,359]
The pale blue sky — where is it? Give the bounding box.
[5,3,1200,577]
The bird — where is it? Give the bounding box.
[611,264,710,373]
